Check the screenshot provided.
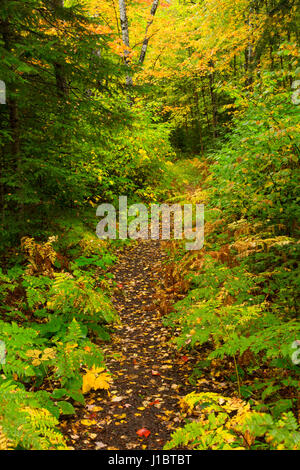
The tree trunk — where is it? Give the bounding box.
[118,0,133,86]
[51,0,68,97]
[1,18,20,157]
[1,14,23,226]
[208,64,218,140]
[139,0,159,65]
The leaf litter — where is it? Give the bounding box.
[60,240,208,450]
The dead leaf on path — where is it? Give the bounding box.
[180,355,190,363]
[95,441,107,449]
[111,395,126,402]
[148,399,161,407]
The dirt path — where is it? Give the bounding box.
[62,240,195,450]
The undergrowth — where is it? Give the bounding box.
[160,76,300,450]
[0,221,121,449]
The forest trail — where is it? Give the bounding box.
[62,240,195,450]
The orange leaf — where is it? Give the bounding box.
[136,428,151,438]
[181,355,189,363]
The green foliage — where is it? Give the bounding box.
[22,275,52,310]
[0,380,67,450]
[0,0,299,452]
[47,271,118,331]
[0,0,173,248]
[0,268,16,302]
[0,231,114,449]
[164,70,300,430]
[72,253,116,269]
[165,392,300,450]
[0,318,105,399]
[0,320,45,381]
[210,75,300,241]
[244,410,300,450]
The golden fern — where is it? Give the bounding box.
[0,424,13,450]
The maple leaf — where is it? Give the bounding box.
[136,428,151,438]
[82,366,112,394]
[94,372,112,390]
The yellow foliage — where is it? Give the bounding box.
[82,366,112,394]
[21,236,57,276]
[231,235,296,258]
[0,424,13,450]
[26,347,56,366]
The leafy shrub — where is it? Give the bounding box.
[0,380,67,450]
[162,75,300,428]
[47,272,118,335]
[165,392,300,450]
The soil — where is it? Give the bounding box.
[61,240,196,450]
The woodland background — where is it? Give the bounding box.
[0,0,299,450]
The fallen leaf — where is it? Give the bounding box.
[95,441,107,449]
[181,355,189,362]
[81,419,97,426]
[136,428,151,438]
[111,396,126,402]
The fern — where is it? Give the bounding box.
[0,425,13,450]
[47,272,118,331]
[0,381,67,450]
[165,392,300,450]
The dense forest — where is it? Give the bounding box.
[0,0,299,452]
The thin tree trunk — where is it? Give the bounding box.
[52,0,68,96]
[244,7,254,87]
[118,0,133,86]
[139,0,159,65]
[233,54,237,78]
[1,15,23,226]
[200,80,211,130]
[208,64,218,140]
[1,19,20,157]
[194,86,204,157]
[110,0,121,38]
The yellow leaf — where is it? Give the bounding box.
[82,371,96,394]
[82,367,112,394]
[94,372,112,390]
[80,419,96,426]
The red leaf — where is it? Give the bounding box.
[181,355,189,363]
[148,399,160,407]
[151,370,160,376]
[136,428,151,438]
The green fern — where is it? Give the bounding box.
[0,381,67,450]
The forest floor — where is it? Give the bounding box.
[60,240,198,450]
[59,170,239,451]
